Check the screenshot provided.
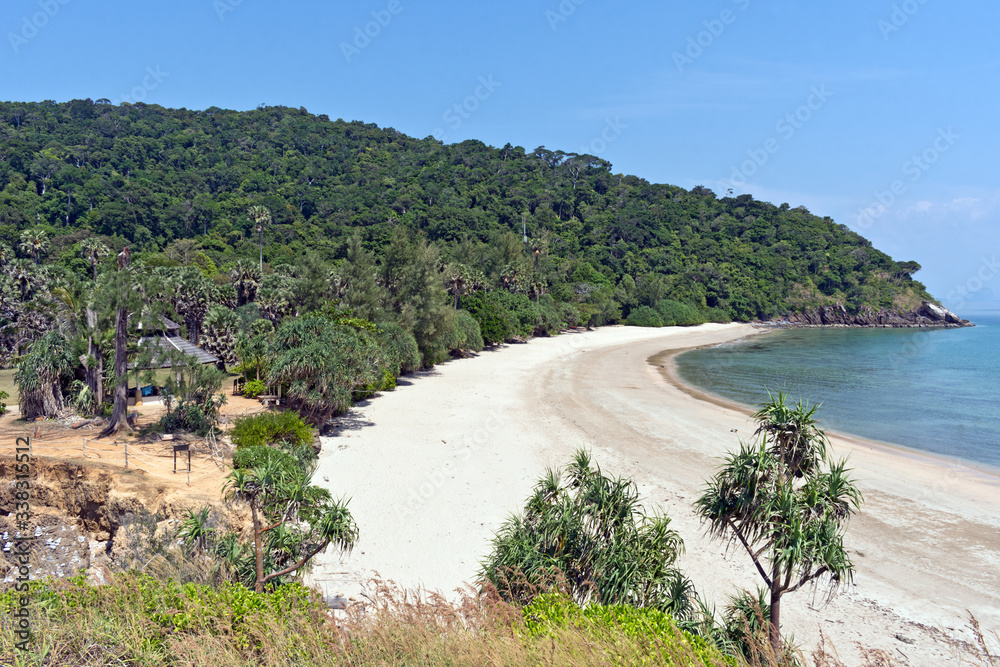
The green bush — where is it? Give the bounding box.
[231,411,315,450]
[533,296,565,336]
[703,307,733,323]
[375,321,422,375]
[155,401,219,436]
[354,368,397,401]
[655,299,704,326]
[0,390,7,415]
[0,573,325,652]
[523,594,735,667]
[242,379,266,399]
[462,291,538,345]
[625,305,664,327]
[232,445,299,475]
[558,301,584,328]
[445,309,485,353]
[380,369,397,391]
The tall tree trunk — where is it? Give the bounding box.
[38,374,64,418]
[99,305,131,437]
[769,585,782,658]
[252,501,265,593]
[84,307,103,408]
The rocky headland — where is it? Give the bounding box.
[764,300,972,328]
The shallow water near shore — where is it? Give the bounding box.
[675,312,1000,468]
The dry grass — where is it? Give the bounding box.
[2,572,997,667]
[1,573,732,667]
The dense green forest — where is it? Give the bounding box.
[0,99,933,376]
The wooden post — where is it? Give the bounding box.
[124,442,128,468]
[82,437,86,459]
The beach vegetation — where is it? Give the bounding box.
[625,305,665,327]
[695,392,864,656]
[655,299,704,326]
[481,449,696,619]
[231,410,316,451]
[13,329,74,419]
[222,454,358,593]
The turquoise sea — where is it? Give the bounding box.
[674,312,1000,469]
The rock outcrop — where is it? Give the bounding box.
[768,301,972,328]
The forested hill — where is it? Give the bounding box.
[0,99,931,321]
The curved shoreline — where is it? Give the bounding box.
[652,344,1000,482]
[311,323,999,665]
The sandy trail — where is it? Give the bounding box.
[312,324,1000,665]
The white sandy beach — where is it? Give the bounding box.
[311,323,1000,665]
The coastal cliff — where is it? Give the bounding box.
[768,301,973,328]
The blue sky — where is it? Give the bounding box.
[3,0,999,314]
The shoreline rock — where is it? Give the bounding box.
[760,301,974,328]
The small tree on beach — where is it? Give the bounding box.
[482,449,696,619]
[222,455,358,592]
[695,392,863,656]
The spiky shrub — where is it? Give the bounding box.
[481,449,696,620]
[223,456,358,592]
[0,390,8,415]
[373,320,421,375]
[696,392,864,656]
[444,309,485,354]
[231,411,316,451]
[266,314,383,425]
[14,330,74,419]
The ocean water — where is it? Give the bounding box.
[674,312,1000,468]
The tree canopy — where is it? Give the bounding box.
[0,99,932,331]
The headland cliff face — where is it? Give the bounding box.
[768,301,972,328]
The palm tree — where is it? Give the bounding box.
[247,205,272,273]
[8,259,34,300]
[229,258,261,306]
[0,242,13,268]
[19,229,48,265]
[80,237,110,281]
[201,305,240,364]
[98,252,144,438]
[695,391,864,655]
